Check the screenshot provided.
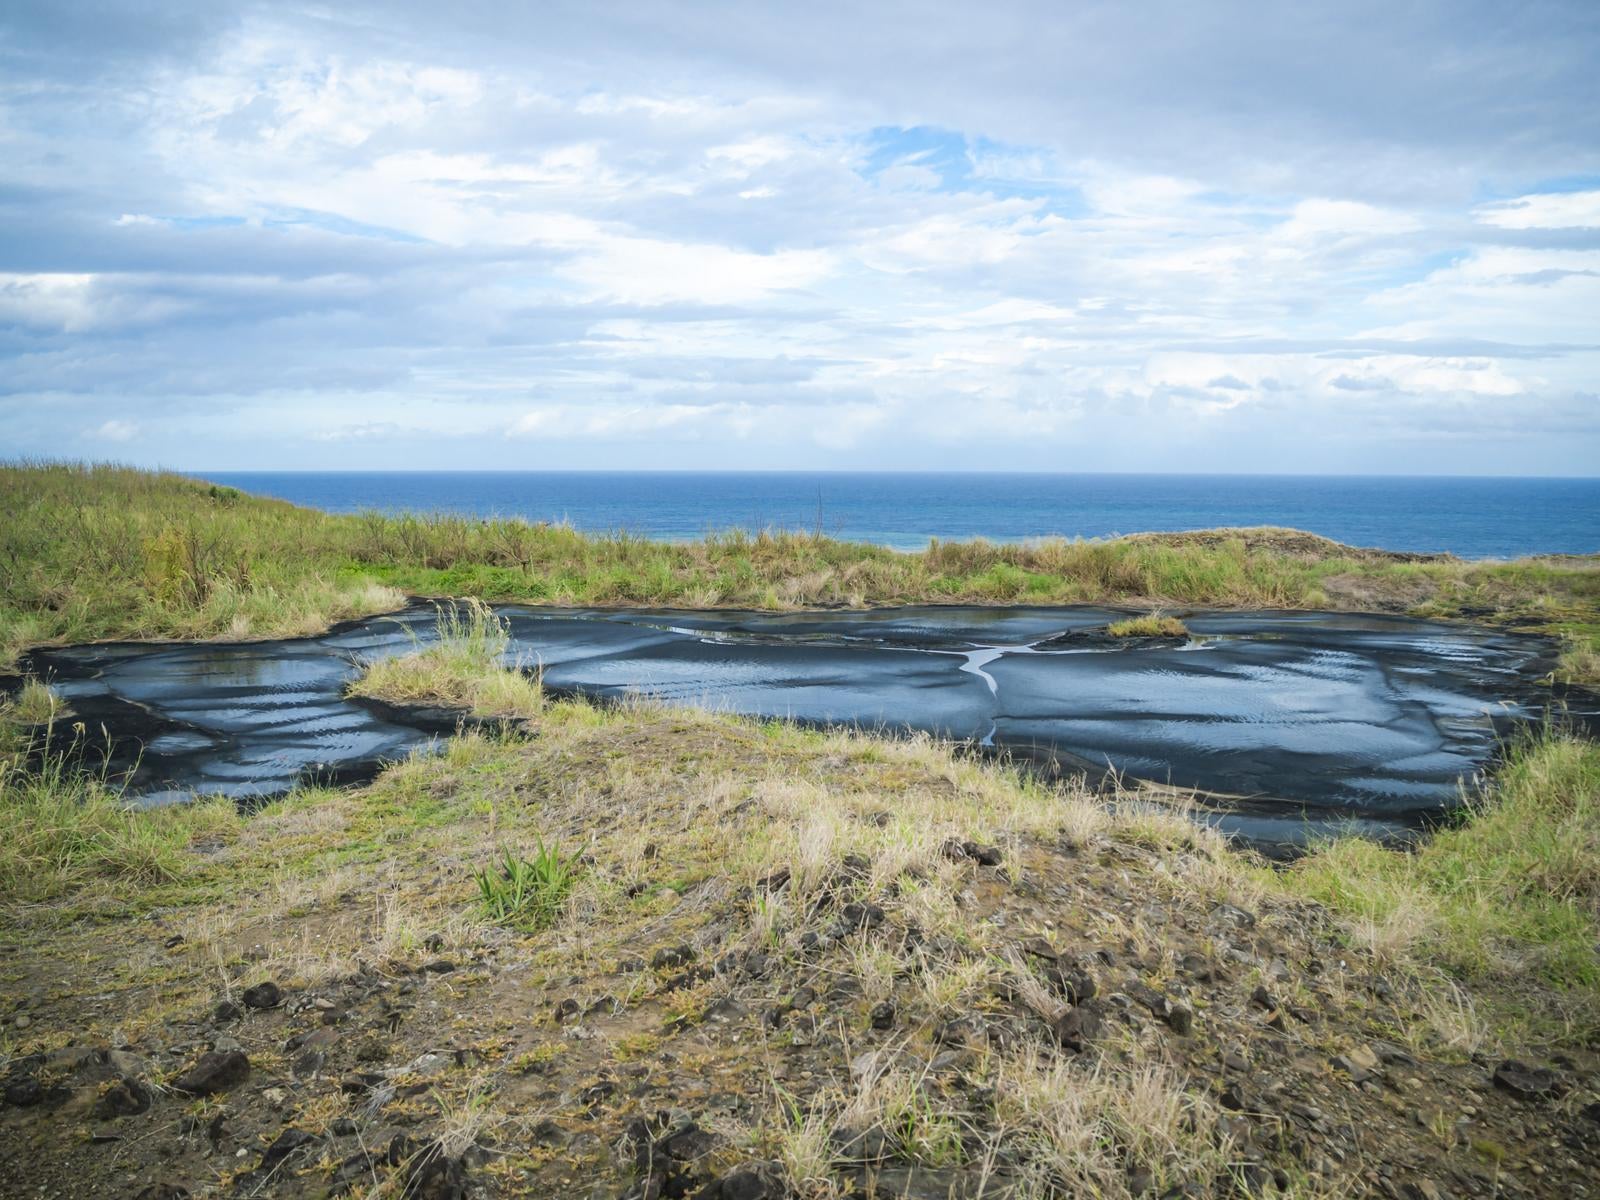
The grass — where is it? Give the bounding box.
[0,722,240,904]
[3,663,1596,1194]
[3,460,1597,683]
[347,599,544,719]
[1276,728,1600,1039]
[1106,613,1189,638]
[475,840,582,931]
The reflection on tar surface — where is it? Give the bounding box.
[21,605,1588,848]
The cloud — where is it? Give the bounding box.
[0,1,1596,473]
[87,418,139,442]
[1476,190,1600,231]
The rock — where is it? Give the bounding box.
[339,1072,386,1095]
[835,901,886,933]
[421,959,457,974]
[651,944,695,970]
[12,1014,30,1030]
[3,1077,43,1107]
[1043,963,1096,1005]
[660,1121,716,1163]
[261,1127,319,1170]
[133,1188,190,1200]
[831,1124,890,1165]
[404,1149,468,1200]
[530,1117,570,1147]
[171,1049,250,1096]
[1371,1040,1418,1067]
[869,1000,896,1031]
[94,1078,151,1118]
[1050,1006,1100,1052]
[934,1017,978,1046]
[624,1113,716,1199]
[213,1000,244,1023]
[1209,904,1257,930]
[554,997,582,1023]
[1334,1044,1383,1085]
[756,867,791,893]
[697,1160,786,1200]
[1166,1004,1194,1036]
[1492,1060,1565,1101]
[941,839,1002,866]
[241,981,282,1010]
[330,1117,359,1137]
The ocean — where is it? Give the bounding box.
[200,471,1600,559]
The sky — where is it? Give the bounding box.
[1,0,1598,474]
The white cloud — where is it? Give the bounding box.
[0,3,1596,473]
[88,419,140,442]
[1476,190,1600,230]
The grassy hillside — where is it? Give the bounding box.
[2,637,1596,1197]
[3,513,1596,1196]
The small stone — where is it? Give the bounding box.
[941,838,1002,866]
[241,981,282,1010]
[1166,1004,1194,1036]
[1018,937,1058,960]
[420,959,456,974]
[171,1049,250,1096]
[12,1015,30,1030]
[1209,903,1257,929]
[703,1159,787,1199]
[213,1000,243,1023]
[836,901,885,932]
[869,1000,896,1031]
[1050,1005,1100,1051]
[3,1077,43,1107]
[1492,1060,1565,1101]
[651,944,695,970]
[261,1128,319,1169]
[1044,963,1097,1005]
[94,1078,151,1118]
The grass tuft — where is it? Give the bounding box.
[0,729,238,903]
[349,599,543,718]
[1276,727,1600,1040]
[1106,613,1189,638]
[475,840,581,932]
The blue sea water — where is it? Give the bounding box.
[201,472,1600,559]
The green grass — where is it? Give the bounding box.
[3,460,1598,684]
[474,840,582,931]
[0,724,239,903]
[1106,613,1190,638]
[347,599,544,718]
[1278,729,1600,1038]
[7,679,64,724]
